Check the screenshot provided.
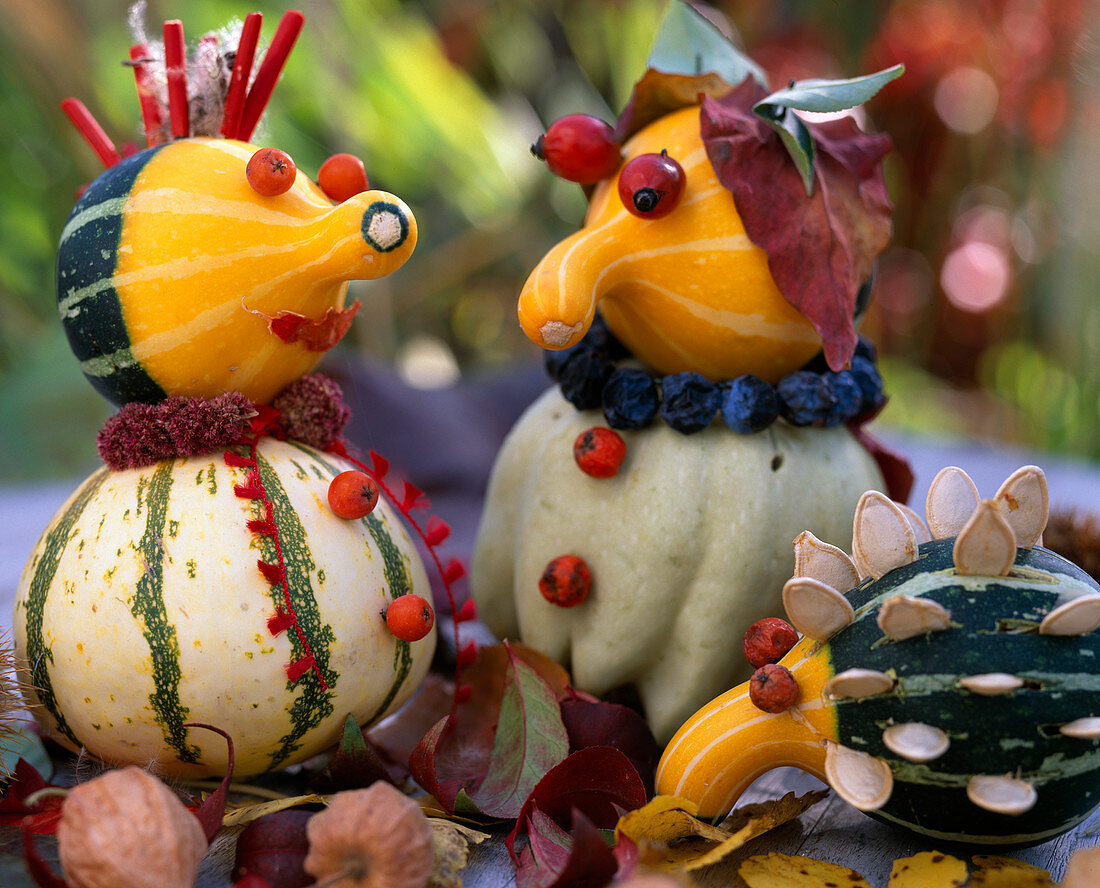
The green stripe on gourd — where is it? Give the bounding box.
[828,539,1100,843]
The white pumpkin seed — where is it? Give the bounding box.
[1039,595,1100,636]
[1060,717,1100,739]
[782,577,855,640]
[994,465,1049,548]
[877,595,951,641]
[952,499,1017,577]
[898,503,932,544]
[852,491,919,580]
[925,466,980,539]
[966,775,1037,816]
[824,740,893,811]
[882,722,950,762]
[958,673,1024,696]
[793,530,860,594]
[824,668,896,699]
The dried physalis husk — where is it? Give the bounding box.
[305,781,433,888]
[57,766,207,888]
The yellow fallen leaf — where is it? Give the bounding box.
[888,851,967,887]
[1060,844,1100,888]
[968,855,1054,887]
[428,817,489,888]
[740,852,872,887]
[220,792,328,828]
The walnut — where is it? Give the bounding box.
[304,782,433,888]
[57,766,207,888]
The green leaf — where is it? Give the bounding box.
[463,643,569,819]
[755,64,905,115]
[646,0,766,88]
[768,112,817,196]
[0,724,51,782]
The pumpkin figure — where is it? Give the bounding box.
[657,466,1100,845]
[471,5,901,742]
[14,11,436,777]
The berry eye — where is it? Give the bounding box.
[318,152,370,202]
[532,114,621,185]
[246,147,296,196]
[617,150,685,219]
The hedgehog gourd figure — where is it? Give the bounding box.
[14,11,436,779]
[471,3,902,743]
[657,465,1100,845]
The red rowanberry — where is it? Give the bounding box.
[318,152,370,202]
[539,555,592,608]
[742,617,799,668]
[327,470,380,519]
[532,114,621,184]
[749,663,800,713]
[618,150,685,219]
[246,148,297,196]
[573,426,627,478]
[386,593,435,642]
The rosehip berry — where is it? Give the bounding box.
[742,617,799,667]
[385,593,435,641]
[539,555,592,608]
[246,147,297,196]
[532,114,621,184]
[317,152,370,202]
[749,663,800,713]
[573,427,627,478]
[618,149,685,219]
[327,470,380,519]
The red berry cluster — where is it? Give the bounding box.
[742,617,800,713]
[539,554,592,608]
[573,426,627,478]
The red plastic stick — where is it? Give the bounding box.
[129,44,164,146]
[59,98,121,168]
[221,11,262,139]
[237,10,305,142]
[163,19,189,139]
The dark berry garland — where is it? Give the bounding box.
[544,315,886,435]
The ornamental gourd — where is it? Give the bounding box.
[658,466,1100,845]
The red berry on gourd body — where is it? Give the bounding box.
[327,470,380,519]
[573,427,627,478]
[742,617,799,668]
[386,594,435,641]
[532,114,621,184]
[318,153,369,202]
[618,150,684,218]
[246,148,297,196]
[539,555,592,607]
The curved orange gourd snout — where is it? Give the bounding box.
[517,106,821,384]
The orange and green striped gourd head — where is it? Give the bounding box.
[517,105,822,384]
[57,137,417,406]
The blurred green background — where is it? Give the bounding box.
[0,0,1097,483]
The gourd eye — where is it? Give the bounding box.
[617,149,685,219]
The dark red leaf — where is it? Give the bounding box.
[268,300,361,351]
[309,714,392,792]
[368,673,455,781]
[233,809,313,888]
[507,747,647,861]
[183,723,235,843]
[614,68,733,143]
[559,699,660,797]
[516,807,618,888]
[0,760,63,835]
[700,81,893,371]
[22,826,67,888]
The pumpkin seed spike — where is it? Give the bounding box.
[952,499,1017,577]
[1060,717,1100,739]
[897,503,932,545]
[782,576,855,640]
[925,466,980,540]
[958,673,1024,696]
[995,465,1049,549]
[824,740,894,812]
[966,775,1038,816]
[852,491,919,580]
[877,594,951,641]
[882,722,950,763]
[1039,595,1100,636]
[793,530,860,593]
[824,668,896,700]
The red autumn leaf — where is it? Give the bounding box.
[183,723,235,843]
[516,807,619,888]
[507,746,648,861]
[368,673,455,781]
[268,299,361,351]
[0,759,63,835]
[559,699,660,797]
[232,809,313,888]
[700,79,893,371]
[614,68,733,143]
[309,713,393,792]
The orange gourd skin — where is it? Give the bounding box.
[517,106,821,384]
